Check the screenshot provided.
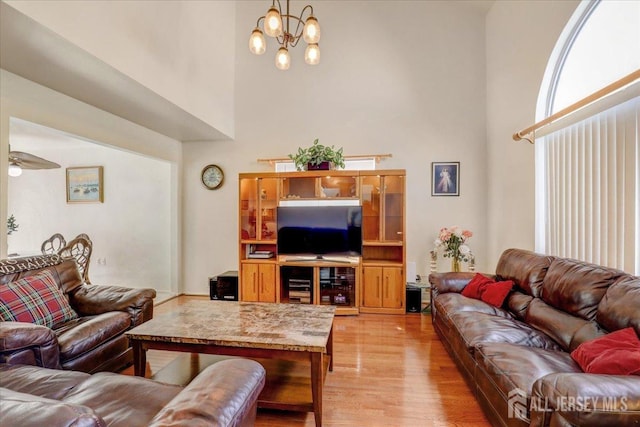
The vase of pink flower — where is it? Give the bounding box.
[434,226,473,272]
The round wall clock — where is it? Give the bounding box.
[201,164,224,190]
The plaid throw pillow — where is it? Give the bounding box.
[0,270,78,329]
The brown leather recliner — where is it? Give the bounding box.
[0,254,156,373]
[0,360,266,427]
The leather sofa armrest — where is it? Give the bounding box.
[148,359,266,427]
[530,372,640,427]
[0,322,61,368]
[70,284,156,327]
[0,388,104,427]
[428,272,478,298]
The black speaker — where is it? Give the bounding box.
[209,271,238,301]
[406,285,422,313]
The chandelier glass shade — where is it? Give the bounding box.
[276,47,291,70]
[249,0,321,70]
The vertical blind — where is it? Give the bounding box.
[538,95,639,274]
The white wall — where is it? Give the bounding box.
[0,71,181,297]
[485,0,579,265]
[5,0,236,139]
[181,0,489,294]
[1,1,583,297]
[8,127,173,292]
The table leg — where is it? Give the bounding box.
[311,351,323,427]
[327,323,334,372]
[132,340,146,377]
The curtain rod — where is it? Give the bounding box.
[513,69,640,144]
[257,154,392,165]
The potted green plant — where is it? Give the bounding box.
[7,214,18,235]
[288,139,345,171]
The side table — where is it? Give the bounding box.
[406,281,431,314]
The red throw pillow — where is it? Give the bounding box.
[461,274,513,307]
[0,270,78,329]
[462,273,492,299]
[480,280,514,307]
[571,327,640,375]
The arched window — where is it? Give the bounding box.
[550,1,639,114]
[535,0,640,274]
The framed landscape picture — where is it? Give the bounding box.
[432,162,460,196]
[67,166,104,203]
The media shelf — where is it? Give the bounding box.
[238,170,405,315]
[319,267,356,308]
[278,263,359,315]
[280,266,313,304]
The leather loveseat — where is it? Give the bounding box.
[429,248,640,427]
[0,254,156,373]
[0,359,266,427]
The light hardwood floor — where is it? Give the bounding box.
[124,296,490,427]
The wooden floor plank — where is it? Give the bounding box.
[123,296,490,426]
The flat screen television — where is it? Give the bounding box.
[277,206,362,257]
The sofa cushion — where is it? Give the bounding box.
[525,298,599,352]
[531,373,640,426]
[0,363,90,400]
[0,388,104,427]
[64,372,182,427]
[541,258,624,321]
[495,248,553,298]
[434,293,515,321]
[0,254,63,278]
[0,258,83,296]
[475,342,580,397]
[0,270,78,329]
[56,312,131,360]
[450,311,562,352]
[597,275,640,335]
[571,327,640,375]
[505,291,534,320]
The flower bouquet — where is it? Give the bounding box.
[434,226,473,272]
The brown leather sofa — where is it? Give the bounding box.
[0,254,156,373]
[429,248,640,427]
[0,359,266,427]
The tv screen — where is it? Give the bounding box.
[277,206,362,256]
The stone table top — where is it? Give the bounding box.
[126,300,336,353]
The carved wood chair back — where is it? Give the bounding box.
[59,236,93,284]
[41,233,67,255]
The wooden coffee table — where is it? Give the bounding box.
[125,300,335,426]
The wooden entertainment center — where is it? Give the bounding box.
[238,170,406,314]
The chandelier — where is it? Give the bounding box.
[249,0,321,70]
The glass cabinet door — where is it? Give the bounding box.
[240,177,278,241]
[240,178,258,240]
[383,175,404,242]
[361,175,381,241]
[259,178,278,240]
[319,266,356,308]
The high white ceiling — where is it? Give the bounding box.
[1,0,496,144]
[0,1,229,142]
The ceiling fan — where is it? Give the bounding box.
[8,149,61,177]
